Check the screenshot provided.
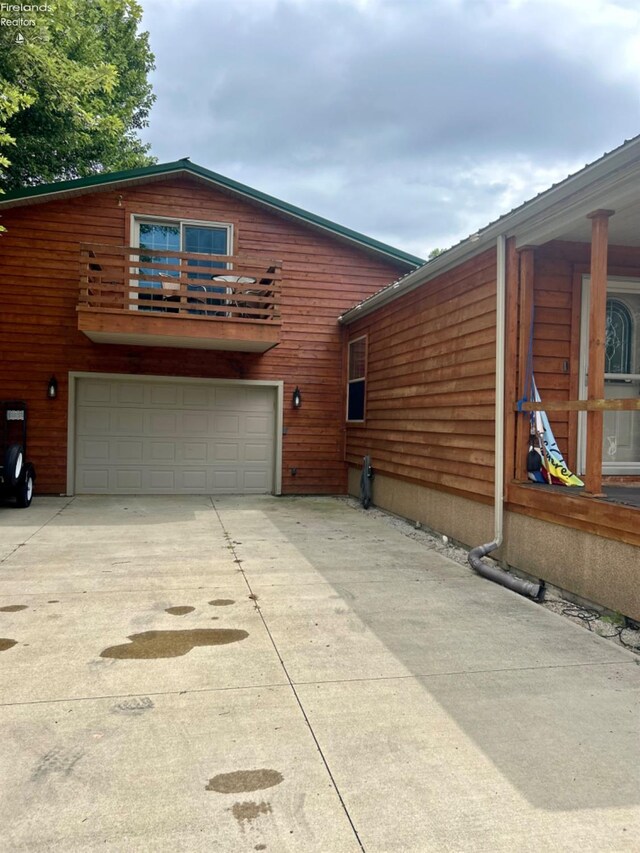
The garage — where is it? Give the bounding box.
[73,376,278,495]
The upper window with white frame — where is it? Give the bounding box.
[132,216,233,307]
[347,336,367,422]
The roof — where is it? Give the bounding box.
[0,160,423,270]
[340,133,640,323]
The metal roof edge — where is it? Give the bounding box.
[339,238,488,324]
[0,160,423,269]
[339,134,640,324]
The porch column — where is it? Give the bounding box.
[584,209,614,496]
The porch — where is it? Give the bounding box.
[77,244,282,352]
[504,187,640,546]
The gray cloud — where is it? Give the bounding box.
[140,0,640,256]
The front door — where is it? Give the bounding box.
[579,278,640,475]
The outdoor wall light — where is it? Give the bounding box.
[47,376,58,400]
[292,386,302,409]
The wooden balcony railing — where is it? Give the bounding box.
[79,244,282,323]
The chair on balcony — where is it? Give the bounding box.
[86,251,125,309]
[158,274,181,313]
[188,275,257,317]
[228,270,275,319]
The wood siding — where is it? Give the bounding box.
[345,248,498,502]
[345,238,640,547]
[0,176,405,494]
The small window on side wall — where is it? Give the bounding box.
[347,336,367,422]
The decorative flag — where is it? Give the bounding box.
[527,379,584,487]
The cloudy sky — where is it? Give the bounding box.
[139,0,640,259]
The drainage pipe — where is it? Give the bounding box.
[467,234,542,599]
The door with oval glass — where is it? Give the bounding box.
[579,278,640,475]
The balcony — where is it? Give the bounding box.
[77,244,282,352]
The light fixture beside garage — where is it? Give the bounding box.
[292,386,301,408]
[47,376,58,400]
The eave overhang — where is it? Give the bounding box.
[340,135,640,325]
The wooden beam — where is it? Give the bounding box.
[507,482,640,549]
[584,210,614,496]
[517,398,640,412]
[515,247,535,482]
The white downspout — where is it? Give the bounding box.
[494,232,506,548]
[467,234,542,598]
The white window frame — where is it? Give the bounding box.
[578,275,640,475]
[128,215,234,310]
[131,215,234,256]
[346,335,367,423]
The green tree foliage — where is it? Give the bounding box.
[428,247,446,260]
[0,0,156,191]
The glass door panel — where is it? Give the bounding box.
[602,290,640,471]
[183,225,229,314]
[138,222,180,311]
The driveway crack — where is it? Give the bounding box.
[210,498,366,853]
[1,496,76,564]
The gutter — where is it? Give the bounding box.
[467,234,542,599]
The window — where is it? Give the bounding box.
[133,217,232,311]
[605,298,633,374]
[347,336,367,422]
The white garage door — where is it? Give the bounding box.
[74,378,276,495]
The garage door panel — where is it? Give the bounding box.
[148,470,175,490]
[75,379,275,495]
[78,469,109,491]
[247,388,274,408]
[78,409,112,433]
[183,442,207,461]
[149,441,176,462]
[182,386,212,407]
[79,440,110,461]
[181,412,209,434]
[113,440,142,460]
[150,385,179,406]
[246,415,270,435]
[117,383,146,405]
[148,412,178,435]
[214,443,239,461]
[214,386,245,407]
[245,443,268,462]
[79,381,113,404]
[115,411,145,433]
[243,471,269,491]
[214,414,240,434]
[182,470,207,490]
[212,470,239,490]
[116,469,143,491]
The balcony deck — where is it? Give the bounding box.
[77,244,282,352]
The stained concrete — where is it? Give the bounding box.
[1,495,639,851]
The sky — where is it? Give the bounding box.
[138,0,640,259]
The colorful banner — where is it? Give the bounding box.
[528,380,584,487]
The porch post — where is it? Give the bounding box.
[584,209,614,496]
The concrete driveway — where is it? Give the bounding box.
[1,495,639,852]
